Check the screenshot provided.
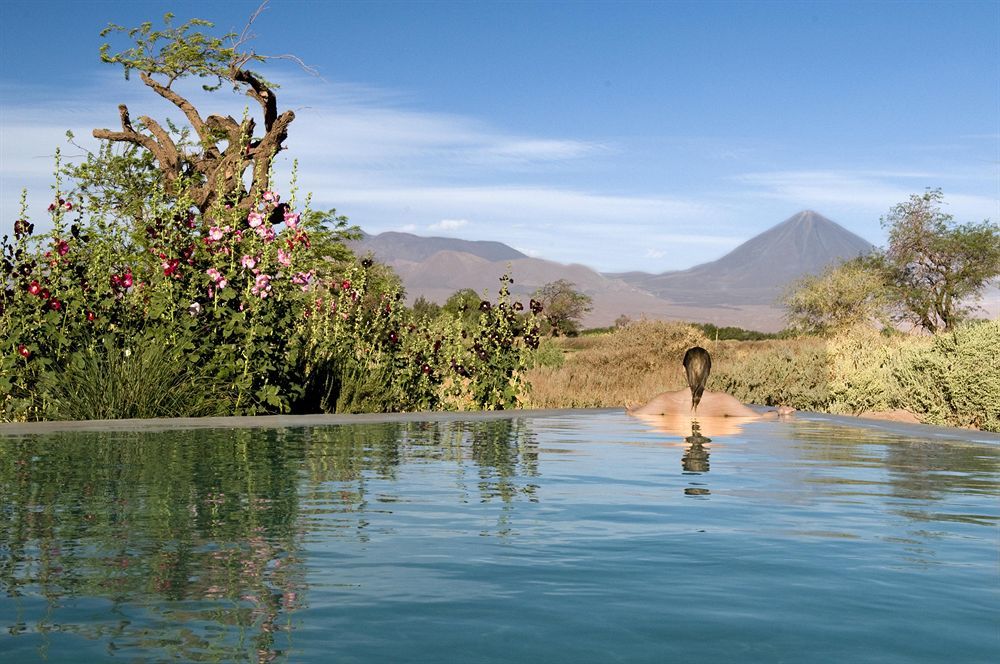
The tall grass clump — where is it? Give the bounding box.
[39,336,235,420]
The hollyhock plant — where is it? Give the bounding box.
[277,249,292,267]
[209,226,225,241]
[247,212,264,228]
[262,191,279,203]
[252,273,272,298]
[283,211,300,228]
[241,254,257,270]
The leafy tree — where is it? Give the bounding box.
[94,7,297,214]
[442,288,484,328]
[783,256,892,335]
[533,279,593,336]
[410,295,441,320]
[880,189,1000,332]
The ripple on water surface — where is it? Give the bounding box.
[0,411,997,662]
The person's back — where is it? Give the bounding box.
[683,346,712,412]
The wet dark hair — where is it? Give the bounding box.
[682,346,712,412]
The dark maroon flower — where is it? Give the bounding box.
[111,274,122,287]
[530,299,543,314]
[39,288,50,300]
[14,219,32,237]
[479,301,491,312]
[49,299,61,311]
[361,258,373,268]
[421,363,431,375]
[389,331,399,344]
[122,272,133,288]
[86,311,96,322]
[27,281,41,296]
[513,301,524,311]
[56,240,70,256]
[18,344,30,359]
[341,279,351,291]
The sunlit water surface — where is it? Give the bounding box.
[1,411,997,662]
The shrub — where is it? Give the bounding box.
[894,320,1000,430]
[711,338,832,410]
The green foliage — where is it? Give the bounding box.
[881,189,1000,332]
[99,14,253,88]
[531,338,566,369]
[693,322,781,341]
[533,279,592,336]
[39,335,236,420]
[711,339,832,410]
[782,255,891,336]
[894,320,1000,431]
[442,288,484,329]
[411,295,442,320]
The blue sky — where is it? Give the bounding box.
[1,0,997,272]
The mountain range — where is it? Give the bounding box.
[350,211,877,332]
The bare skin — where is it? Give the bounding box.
[628,389,760,417]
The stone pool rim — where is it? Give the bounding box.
[1,407,997,443]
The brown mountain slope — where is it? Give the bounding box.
[610,211,875,306]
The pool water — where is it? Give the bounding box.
[1,411,997,662]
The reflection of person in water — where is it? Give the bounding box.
[682,421,710,473]
[682,421,712,496]
[628,346,794,419]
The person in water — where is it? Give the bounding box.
[628,346,793,418]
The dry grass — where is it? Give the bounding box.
[525,321,707,408]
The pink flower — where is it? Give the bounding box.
[293,270,314,291]
[206,268,227,288]
[247,212,264,228]
[252,273,272,299]
[240,254,257,270]
[262,191,279,203]
[208,226,224,241]
[283,211,300,228]
[255,225,276,243]
[163,259,180,277]
[277,249,292,267]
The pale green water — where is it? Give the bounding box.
[1,411,997,662]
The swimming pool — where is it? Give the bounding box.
[1,410,997,662]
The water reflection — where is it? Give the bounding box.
[0,419,541,661]
[682,421,712,497]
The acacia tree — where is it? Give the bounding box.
[533,279,592,336]
[783,256,892,335]
[94,6,296,215]
[881,189,1000,333]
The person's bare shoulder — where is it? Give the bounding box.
[687,391,758,417]
[627,389,688,415]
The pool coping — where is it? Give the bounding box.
[1,406,997,443]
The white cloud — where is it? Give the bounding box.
[428,218,469,231]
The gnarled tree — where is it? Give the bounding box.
[94,6,296,215]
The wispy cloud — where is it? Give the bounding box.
[428,218,469,231]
